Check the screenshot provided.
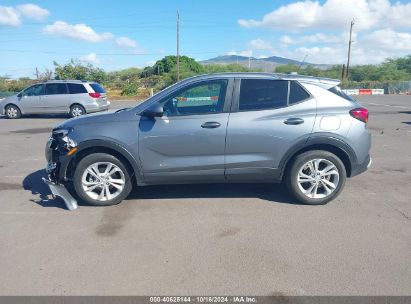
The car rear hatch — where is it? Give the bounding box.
[89,83,108,105]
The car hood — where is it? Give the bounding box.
[0,94,18,104]
[55,108,136,130]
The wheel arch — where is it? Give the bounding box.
[279,136,357,179]
[4,103,21,112]
[63,140,142,186]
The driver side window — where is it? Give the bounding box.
[161,80,227,117]
[23,84,44,97]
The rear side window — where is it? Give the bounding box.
[329,86,355,101]
[239,79,288,111]
[67,83,87,94]
[90,83,106,93]
[45,83,68,95]
[289,81,310,104]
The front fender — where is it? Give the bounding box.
[58,139,143,185]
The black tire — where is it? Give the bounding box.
[69,104,86,118]
[73,153,132,206]
[5,104,21,119]
[285,150,346,205]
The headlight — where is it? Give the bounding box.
[52,127,77,149]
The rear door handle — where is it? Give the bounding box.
[284,118,304,125]
[201,121,221,129]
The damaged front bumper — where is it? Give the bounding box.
[42,177,78,211]
[43,134,78,211]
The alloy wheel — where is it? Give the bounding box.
[7,107,18,118]
[81,162,126,201]
[297,158,340,199]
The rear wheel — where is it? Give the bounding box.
[5,105,21,119]
[73,153,132,206]
[286,150,346,205]
[69,104,86,118]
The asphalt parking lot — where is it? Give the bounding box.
[0,95,410,296]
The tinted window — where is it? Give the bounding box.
[67,83,87,94]
[45,83,68,95]
[23,84,44,96]
[239,79,288,111]
[161,80,227,116]
[289,81,310,104]
[328,86,355,101]
[90,83,106,93]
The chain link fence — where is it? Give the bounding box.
[342,81,411,94]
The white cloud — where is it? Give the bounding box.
[279,35,295,45]
[227,50,253,57]
[43,21,113,42]
[248,38,273,50]
[81,53,100,64]
[0,6,20,26]
[238,0,411,31]
[115,36,137,48]
[0,3,49,27]
[16,4,49,21]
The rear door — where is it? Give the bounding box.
[138,78,233,184]
[43,83,69,113]
[225,78,316,181]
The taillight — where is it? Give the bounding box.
[89,92,101,98]
[350,107,369,123]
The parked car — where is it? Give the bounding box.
[44,73,371,210]
[1,80,110,119]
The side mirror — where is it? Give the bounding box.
[142,103,164,118]
[17,93,22,98]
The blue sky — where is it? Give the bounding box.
[1,0,411,78]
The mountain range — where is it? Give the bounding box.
[200,55,332,71]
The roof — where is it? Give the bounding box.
[42,79,95,83]
[181,72,340,88]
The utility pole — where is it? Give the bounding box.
[345,19,355,80]
[341,64,346,80]
[35,67,39,80]
[248,56,251,69]
[176,10,180,81]
[297,54,308,72]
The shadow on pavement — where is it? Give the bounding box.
[23,170,299,209]
[22,169,66,209]
[129,182,299,205]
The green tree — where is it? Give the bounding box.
[54,59,107,83]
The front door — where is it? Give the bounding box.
[138,79,232,184]
[19,84,44,114]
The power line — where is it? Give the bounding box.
[0,49,221,56]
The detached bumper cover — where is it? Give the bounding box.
[42,178,78,211]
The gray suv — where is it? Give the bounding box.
[0,80,110,118]
[44,73,371,210]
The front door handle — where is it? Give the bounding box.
[284,118,304,125]
[201,121,221,129]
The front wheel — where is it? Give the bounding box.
[285,150,346,205]
[73,153,132,206]
[5,105,21,119]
